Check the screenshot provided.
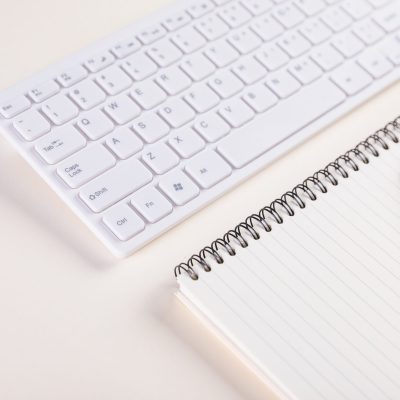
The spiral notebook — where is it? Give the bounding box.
[174,117,400,400]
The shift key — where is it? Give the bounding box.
[80,158,153,213]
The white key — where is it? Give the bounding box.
[321,7,352,32]
[288,57,323,84]
[277,31,311,57]
[299,19,332,45]
[163,12,192,31]
[194,112,231,142]
[242,83,278,113]
[250,15,284,41]
[187,1,215,18]
[42,94,79,125]
[111,38,141,58]
[57,144,116,188]
[168,128,205,158]
[240,0,273,15]
[137,24,166,45]
[172,27,207,54]
[218,2,252,28]
[155,66,192,95]
[85,52,114,72]
[122,53,158,81]
[273,3,305,28]
[35,125,86,164]
[265,70,301,98]
[332,32,365,58]
[342,0,372,19]
[228,28,262,54]
[357,50,393,78]
[353,19,385,45]
[142,142,180,174]
[79,158,152,212]
[132,112,170,143]
[208,70,244,98]
[159,98,195,128]
[205,40,240,67]
[106,127,143,159]
[195,14,229,40]
[0,95,30,118]
[147,39,182,67]
[77,109,114,140]
[13,109,51,141]
[130,80,167,110]
[331,62,373,95]
[373,2,400,32]
[217,78,346,168]
[185,150,232,189]
[95,66,132,95]
[104,95,141,125]
[368,0,391,7]
[102,204,145,241]
[131,186,173,223]
[181,53,216,81]
[219,98,255,127]
[158,170,200,206]
[57,66,88,87]
[379,33,400,65]
[293,0,325,16]
[232,56,267,84]
[70,80,106,110]
[256,44,290,70]
[311,44,344,71]
[184,84,220,113]
[28,81,59,103]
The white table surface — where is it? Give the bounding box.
[1,1,400,399]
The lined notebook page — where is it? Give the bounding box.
[178,142,400,400]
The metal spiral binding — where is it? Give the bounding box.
[174,117,400,281]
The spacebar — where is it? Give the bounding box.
[217,78,346,169]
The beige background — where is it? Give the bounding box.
[1,1,400,399]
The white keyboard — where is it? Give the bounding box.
[1,0,400,257]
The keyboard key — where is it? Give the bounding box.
[265,70,301,98]
[85,52,114,72]
[28,81,59,103]
[132,112,170,143]
[147,39,182,67]
[227,28,262,54]
[180,53,216,81]
[159,98,195,128]
[332,32,365,58]
[195,14,229,40]
[353,19,385,45]
[122,53,158,81]
[379,33,400,65]
[194,112,231,142]
[288,57,323,84]
[205,40,240,67]
[158,170,200,206]
[187,1,215,18]
[57,65,88,87]
[137,24,166,45]
[168,128,205,158]
[311,44,344,71]
[163,11,192,31]
[232,56,267,84]
[218,2,252,28]
[130,80,167,110]
[217,78,346,168]
[373,2,400,32]
[0,95,30,118]
[42,94,79,125]
[250,15,284,42]
[273,3,305,28]
[341,0,372,19]
[321,7,352,32]
[105,127,143,159]
[142,142,180,174]
[111,38,141,58]
[155,66,192,95]
[172,26,207,54]
[299,19,332,45]
[184,83,220,113]
[95,66,132,95]
[70,80,106,110]
[185,150,232,189]
[77,109,114,140]
[35,125,86,164]
[131,186,173,223]
[208,70,244,98]
[242,83,278,113]
[293,0,325,16]
[331,62,373,95]
[57,144,116,188]
[240,0,273,15]
[357,50,393,78]
[103,203,145,241]
[13,109,51,141]
[256,44,290,70]
[219,98,255,127]
[104,94,141,124]
[79,157,152,212]
[277,31,311,57]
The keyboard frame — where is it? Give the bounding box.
[1,0,400,257]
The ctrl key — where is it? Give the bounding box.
[102,203,145,241]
